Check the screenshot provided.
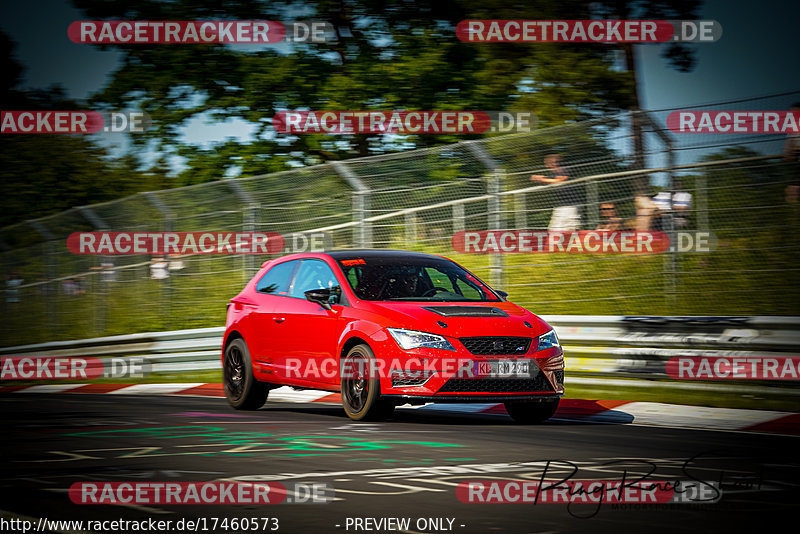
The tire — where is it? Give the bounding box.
[223,338,269,410]
[504,398,560,424]
[340,344,395,421]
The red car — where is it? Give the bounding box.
[222,250,564,422]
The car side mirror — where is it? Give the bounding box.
[495,290,509,300]
[304,287,336,310]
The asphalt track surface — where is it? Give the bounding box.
[2,393,799,534]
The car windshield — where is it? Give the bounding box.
[336,256,500,302]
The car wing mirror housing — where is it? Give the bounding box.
[305,288,334,310]
[495,290,509,300]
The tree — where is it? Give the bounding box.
[71,0,638,182]
[590,0,703,187]
[0,31,168,231]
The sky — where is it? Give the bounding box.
[1,0,798,164]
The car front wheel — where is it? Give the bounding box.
[504,398,560,424]
[341,344,394,421]
[223,338,269,410]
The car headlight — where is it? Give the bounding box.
[387,328,456,351]
[537,329,560,351]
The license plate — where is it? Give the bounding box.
[474,360,531,378]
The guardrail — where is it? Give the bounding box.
[2,316,799,394]
[547,316,800,393]
[0,326,225,373]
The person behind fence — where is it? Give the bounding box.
[531,153,582,231]
[652,183,693,230]
[90,260,118,283]
[634,188,659,231]
[5,272,22,303]
[62,278,78,296]
[150,256,170,280]
[785,102,800,204]
[596,203,622,231]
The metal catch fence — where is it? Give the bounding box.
[2,93,799,346]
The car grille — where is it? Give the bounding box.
[459,336,532,356]
[554,370,564,385]
[436,373,554,394]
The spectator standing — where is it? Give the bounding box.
[5,272,22,303]
[531,153,582,231]
[168,254,185,272]
[634,189,659,232]
[596,203,622,231]
[150,257,170,280]
[652,184,693,230]
[100,260,117,282]
[62,278,78,296]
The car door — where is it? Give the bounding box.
[272,259,344,386]
[249,259,300,373]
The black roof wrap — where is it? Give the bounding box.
[327,250,446,261]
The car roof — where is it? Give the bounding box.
[260,249,452,268]
[326,249,448,260]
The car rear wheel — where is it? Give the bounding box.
[224,338,269,410]
[341,344,394,421]
[504,398,560,424]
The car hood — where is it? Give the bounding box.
[362,300,552,339]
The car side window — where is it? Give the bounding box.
[290,260,340,299]
[256,260,298,295]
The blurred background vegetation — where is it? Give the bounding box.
[4,0,800,350]
[2,0,705,226]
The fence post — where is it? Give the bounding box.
[453,203,465,235]
[404,212,418,246]
[464,140,505,289]
[77,206,110,336]
[29,221,59,335]
[586,180,599,229]
[488,170,506,288]
[644,112,678,311]
[331,161,372,248]
[143,192,175,325]
[696,175,709,230]
[663,128,678,311]
[226,179,259,282]
[515,193,527,229]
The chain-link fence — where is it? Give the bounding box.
[2,92,799,346]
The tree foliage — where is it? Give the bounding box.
[0,32,171,229]
[71,0,640,183]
